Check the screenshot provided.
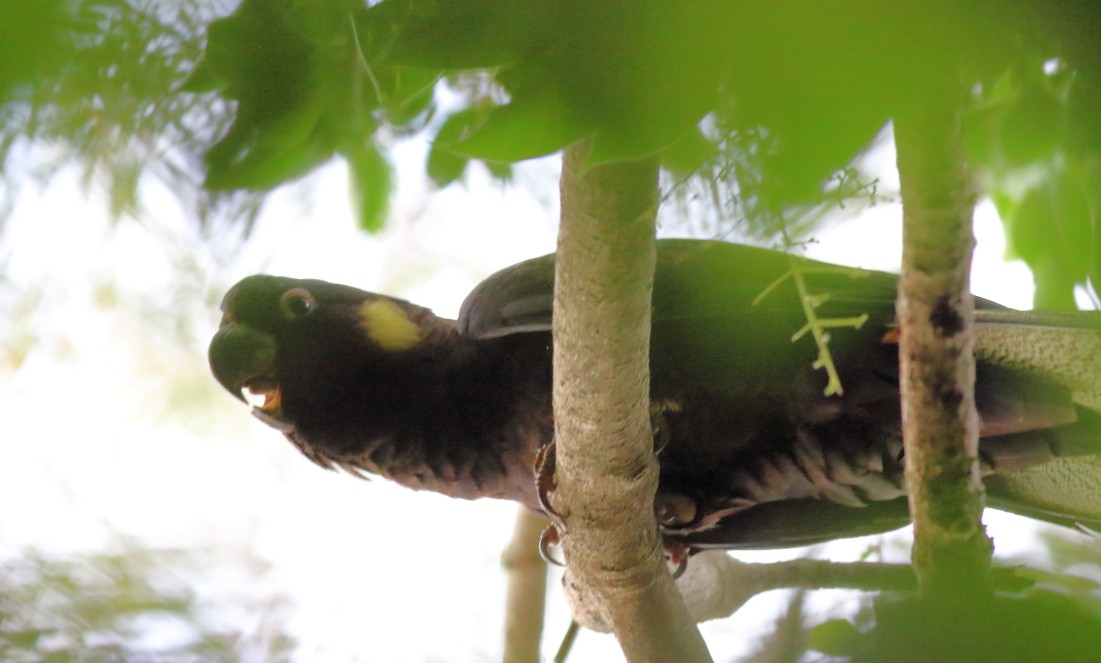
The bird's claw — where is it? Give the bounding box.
[535,438,698,576]
[534,441,567,533]
[666,542,691,579]
[538,524,565,567]
[655,490,700,578]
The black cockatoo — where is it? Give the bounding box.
[209,240,1101,551]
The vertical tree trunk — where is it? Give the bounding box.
[552,142,713,662]
[894,87,993,596]
[502,507,549,663]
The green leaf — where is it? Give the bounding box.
[381,67,440,127]
[660,126,717,176]
[1014,567,1101,595]
[345,142,392,232]
[451,91,591,163]
[0,0,69,95]
[1002,169,1095,309]
[870,592,1101,662]
[1064,75,1101,158]
[484,159,513,181]
[982,66,1021,111]
[426,109,481,186]
[367,0,540,69]
[586,122,690,168]
[806,619,862,656]
[201,0,335,191]
[204,0,314,108]
[203,97,333,190]
[1000,86,1062,166]
[204,139,334,191]
[179,60,225,94]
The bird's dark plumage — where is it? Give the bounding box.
[210,240,1101,550]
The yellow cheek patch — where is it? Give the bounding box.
[359,299,422,351]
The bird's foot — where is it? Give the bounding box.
[538,522,565,567]
[535,438,699,576]
[534,440,567,534]
[533,441,569,567]
[665,541,691,579]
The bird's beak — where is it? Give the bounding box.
[208,321,278,405]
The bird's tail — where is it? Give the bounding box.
[976,310,1101,528]
[975,309,1101,410]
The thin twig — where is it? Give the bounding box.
[553,620,581,663]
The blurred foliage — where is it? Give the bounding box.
[734,592,807,663]
[1,3,1100,660]
[813,589,1101,662]
[801,529,1101,662]
[708,529,1101,662]
[0,540,296,662]
[188,0,1099,302]
[966,56,1101,309]
[0,0,260,229]
[2,0,1099,299]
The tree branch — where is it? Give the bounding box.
[894,84,992,595]
[569,551,1032,632]
[552,142,713,662]
[502,507,549,663]
[672,551,1029,625]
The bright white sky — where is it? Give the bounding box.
[0,131,1074,662]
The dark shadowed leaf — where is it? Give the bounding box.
[201,0,334,190]
[365,0,540,69]
[204,100,335,191]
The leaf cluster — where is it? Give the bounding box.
[0,0,257,228]
[190,0,1101,269]
[804,530,1101,662]
[2,0,1098,266]
[967,54,1101,308]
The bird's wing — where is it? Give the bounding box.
[457,247,556,338]
[457,239,904,339]
[457,239,1101,548]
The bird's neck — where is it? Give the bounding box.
[290,325,552,506]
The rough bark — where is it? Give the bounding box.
[894,87,993,596]
[502,507,549,663]
[552,142,713,662]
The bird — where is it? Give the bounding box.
[209,239,1101,552]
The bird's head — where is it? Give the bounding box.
[208,274,434,433]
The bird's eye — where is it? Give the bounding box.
[280,288,315,319]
